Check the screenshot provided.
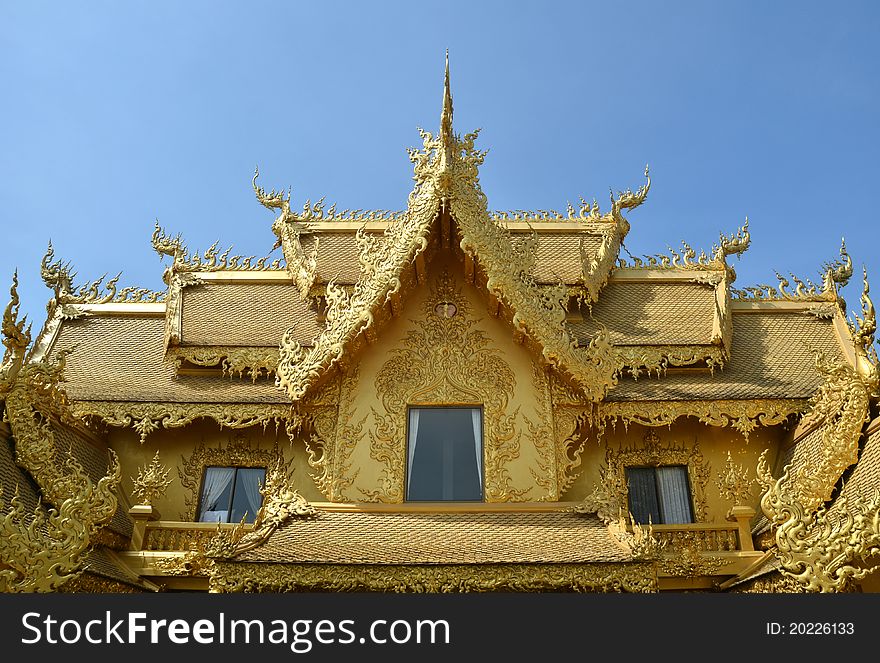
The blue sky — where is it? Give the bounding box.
[2,1,878,333]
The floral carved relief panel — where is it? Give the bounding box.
[364,269,526,502]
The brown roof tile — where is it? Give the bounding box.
[570,281,716,346]
[300,230,606,285]
[0,434,42,524]
[236,510,633,564]
[607,311,843,401]
[83,547,143,587]
[299,232,362,283]
[833,423,880,510]
[180,281,321,347]
[51,316,287,404]
[511,232,603,284]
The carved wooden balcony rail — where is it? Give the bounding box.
[651,523,742,552]
[142,521,254,552]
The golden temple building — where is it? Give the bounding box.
[2,59,880,594]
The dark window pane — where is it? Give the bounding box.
[625,467,661,525]
[406,407,482,501]
[230,468,266,524]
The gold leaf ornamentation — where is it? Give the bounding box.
[41,241,164,307]
[275,58,643,405]
[597,429,711,522]
[598,399,807,440]
[209,561,658,593]
[151,221,282,273]
[71,401,293,444]
[167,346,279,382]
[758,451,880,593]
[131,451,172,506]
[716,451,754,506]
[367,269,524,502]
[0,274,122,592]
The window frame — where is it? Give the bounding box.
[404,404,485,503]
[195,465,267,524]
[624,464,695,525]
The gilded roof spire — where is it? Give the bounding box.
[440,49,454,153]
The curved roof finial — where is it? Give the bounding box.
[440,49,454,150]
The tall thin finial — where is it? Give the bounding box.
[440,49,454,148]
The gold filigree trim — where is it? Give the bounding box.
[716,451,755,507]
[71,401,293,444]
[1,274,122,592]
[209,561,658,593]
[658,534,728,577]
[728,571,808,593]
[366,269,524,503]
[151,222,283,272]
[731,239,852,303]
[614,345,726,379]
[758,451,880,593]
[41,241,164,306]
[617,217,749,278]
[274,58,644,404]
[598,399,807,440]
[168,346,279,381]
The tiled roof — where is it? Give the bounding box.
[510,232,603,284]
[0,434,42,524]
[235,510,633,564]
[51,316,287,404]
[832,422,880,512]
[570,280,716,346]
[299,229,606,285]
[606,311,843,401]
[180,281,322,347]
[299,232,362,283]
[82,547,143,587]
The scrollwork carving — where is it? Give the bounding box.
[41,242,164,307]
[716,451,754,507]
[71,401,293,444]
[276,57,637,405]
[597,429,711,522]
[366,269,524,502]
[758,450,880,593]
[598,398,806,440]
[168,345,279,381]
[131,451,172,506]
[210,561,658,593]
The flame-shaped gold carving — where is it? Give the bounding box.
[131,451,172,506]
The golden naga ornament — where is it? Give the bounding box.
[758,450,880,593]
[757,271,880,592]
[1,273,122,592]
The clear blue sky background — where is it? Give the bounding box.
[2,1,878,334]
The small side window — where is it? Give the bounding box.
[625,465,693,525]
[197,466,266,523]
